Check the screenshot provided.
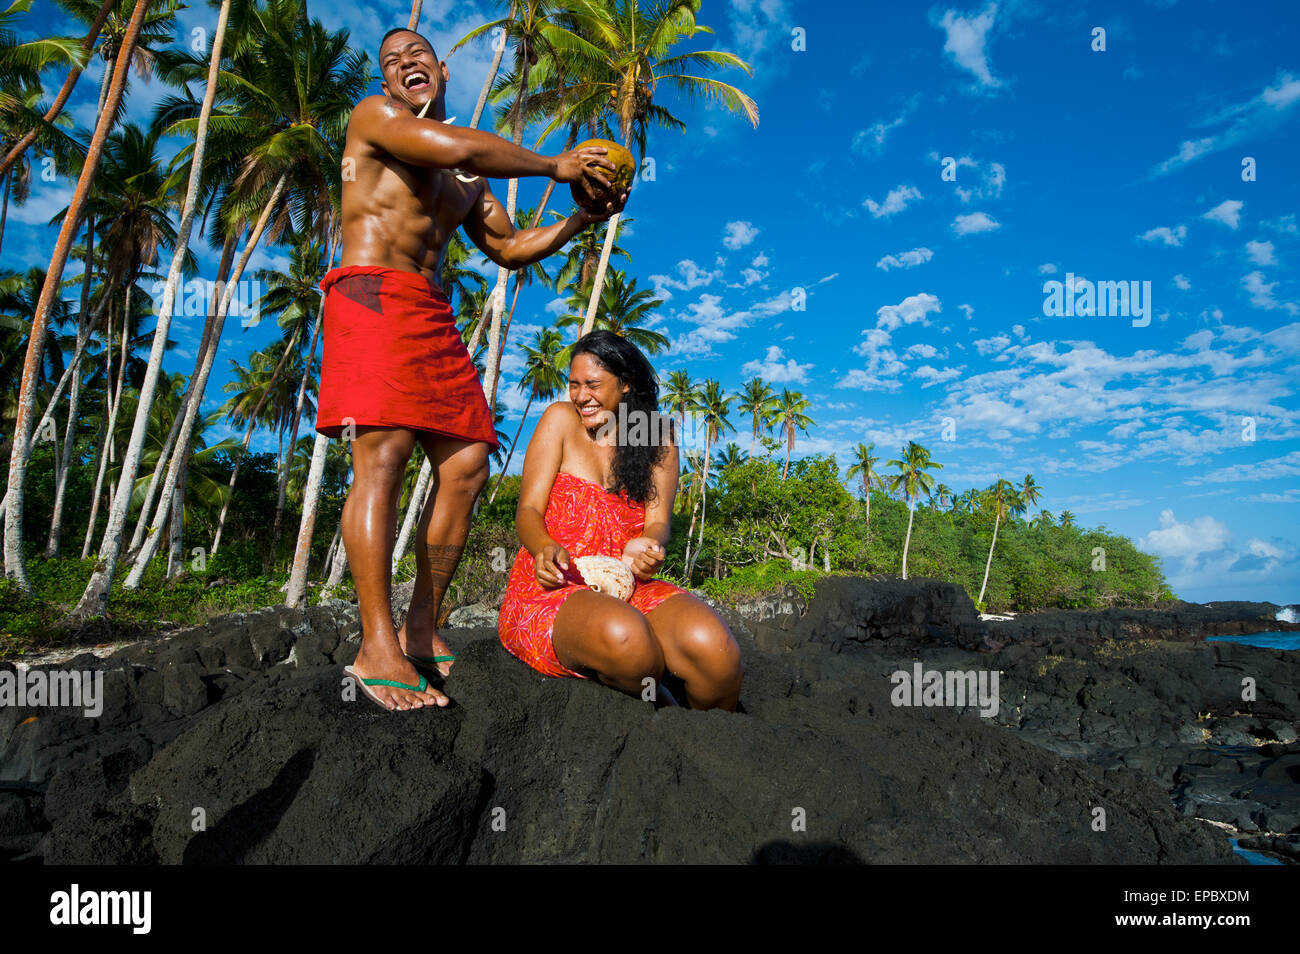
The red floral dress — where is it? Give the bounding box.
[498,471,686,678]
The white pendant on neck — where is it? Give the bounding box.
[440,116,479,183]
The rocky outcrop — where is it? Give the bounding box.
[988,600,1300,646]
[3,577,1291,864]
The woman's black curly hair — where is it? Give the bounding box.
[571,330,671,504]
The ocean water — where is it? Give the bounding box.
[1230,839,1285,865]
[1205,631,1300,651]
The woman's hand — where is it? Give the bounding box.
[621,536,665,581]
[534,542,571,589]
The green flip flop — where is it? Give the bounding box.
[405,653,456,672]
[344,665,435,710]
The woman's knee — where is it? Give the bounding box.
[678,620,743,684]
[594,611,662,676]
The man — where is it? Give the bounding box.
[322,27,627,711]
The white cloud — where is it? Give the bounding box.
[863,184,922,218]
[954,159,1005,203]
[1242,270,1299,314]
[1189,450,1300,485]
[875,292,942,331]
[1245,239,1276,266]
[741,345,812,383]
[852,115,906,158]
[932,3,1003,90]
[952,211,1000,235]
[912,365,963,388]
[723,220,759,250]
[1202,199,1243,229]
[1265,214,1297,234]
[973,334,1011,355]
[876,247,934,271]
[651,259,722,293]
[1154,72,1300,176]
[1141,510,1232,560]
[1038,263,1058,275]
[1172,273,1191,290]
[1140,224,1187,247]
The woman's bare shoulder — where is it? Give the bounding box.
[537,400,581,432]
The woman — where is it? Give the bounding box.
[498,331,743,710]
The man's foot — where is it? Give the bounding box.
[397,620,456,677]
[347,647,449,711]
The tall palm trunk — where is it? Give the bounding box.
[82,293,129,559]
[321,520,341,576]
[2,0,147,591]
[468,0,516,130]
[487,392,533,503]
[210,320,302,556]
[0,172,10,253]
[285,430,330,607]
[783,428,793,479]
[119,171,290,595]
[976,511,1001,606]
[900,493,917,580]
[0,0,115,180]
[46,231,100,557]
[127,230,239,563]
[482,50,532,413]
[274,224,337,543]
[579,120,632,337]
[76,0,234,615]
[685,439,712,579]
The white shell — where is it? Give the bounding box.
[573,555,636,601]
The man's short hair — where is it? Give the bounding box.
[380,27,436,58]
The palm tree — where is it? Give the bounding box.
[540,0,758,336]
[0,85,80,252]
[1020,473,1042,520]
[4,0,148,592]
[735,377,774,455]
[930,482,954,510]
[246,234,329,538]
[887,441,942,580]
[453,2,566,419]
[0,0,94,181]
[714,442,746,471]
[556,268,667,354]
[210,333,311,555]
[549,214,629,300]
[1058,509,1076,529]
[975,477,1021,607]
[683,378,732,579]
[845,441,881,531]
[489,326,566,502]
[660,369,699,438]
[1030,510,1053,531]
[771,388,813,479]
[126,0,368,598]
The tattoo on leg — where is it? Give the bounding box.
[426,544,464,619]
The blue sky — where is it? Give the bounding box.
[7,0,1300,605]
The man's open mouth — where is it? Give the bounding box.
[403,71,430,92]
